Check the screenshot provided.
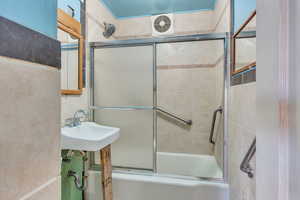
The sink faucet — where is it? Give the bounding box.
[65,109,88,127]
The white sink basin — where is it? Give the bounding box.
[61,122,120,151]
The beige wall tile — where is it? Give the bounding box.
[213,0,230,33]
[115,10,214,39]
[0,57,60,199]
[157,41,224,155]
[21,177,60,200]
[228,83,256,200]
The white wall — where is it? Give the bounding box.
[257,0,289,200]
[257,0,300,200]
[289,1,300,200]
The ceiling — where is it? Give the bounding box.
[100,0,217,19]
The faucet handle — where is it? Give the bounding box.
[74,109,89,123]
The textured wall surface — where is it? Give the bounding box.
[157,40,224,155]
[0,56,60,200]
[228,83,256,200]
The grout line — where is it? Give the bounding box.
[19,177,59,200]
[212,0,229,31]
[157,55,224,70]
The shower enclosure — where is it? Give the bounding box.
[89,33,229,182]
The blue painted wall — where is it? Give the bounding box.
[234,0,256,31]
[100,0,217,19]
[0,0,57,38]
[58,0,81,22]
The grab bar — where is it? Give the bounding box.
[240,138,256,178]
[155,107,192,125]
[209,106,223,144]
[90,106,192,125]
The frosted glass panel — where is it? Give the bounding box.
[94,110,153,169]
[156,40,224,178]
[94,46,153,107]
[93,45,154,169]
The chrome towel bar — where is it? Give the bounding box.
[240,138,256,178]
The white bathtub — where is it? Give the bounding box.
[157,152,223,179]
[86,172,228,200]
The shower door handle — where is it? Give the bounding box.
[209,106,223,144]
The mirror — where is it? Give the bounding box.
[233,11,256,75]
[57,8,83,95]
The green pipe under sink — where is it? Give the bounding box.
[61,150,86,200]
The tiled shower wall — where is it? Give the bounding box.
[157,40,224,155]
[228,83,256,200]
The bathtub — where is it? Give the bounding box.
[86,152,227,200]
[157,152,223,179]
[86,171,228,200]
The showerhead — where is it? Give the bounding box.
[103,22,116,38]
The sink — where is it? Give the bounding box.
[61,122,120,151]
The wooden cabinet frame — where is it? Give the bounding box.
[232,10,256,75]
[57,8,83,95]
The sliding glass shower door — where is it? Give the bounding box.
[90,35,228,180]
[156,40,225,178]
[93,45,154,170]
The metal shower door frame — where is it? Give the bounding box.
[89,32,229,183]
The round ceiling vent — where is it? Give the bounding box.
[154,15,172,33]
